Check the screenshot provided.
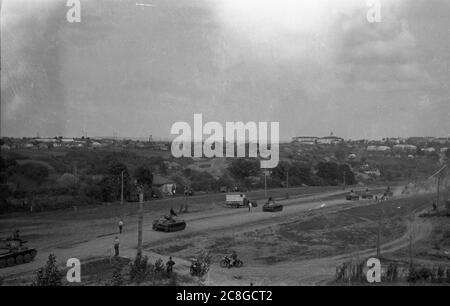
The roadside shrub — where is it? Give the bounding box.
[385,262,399,282]
[407,266,420,283]
[32,195,97,211]
[335,260,366,283]
[129,254,150,284]
[417,267,432,281]
[33,254,62,286]
[432,265,445,283]
[111,262,124,286]
[407,265,444,283]
[57,173,79,188]
[154,258,165,273]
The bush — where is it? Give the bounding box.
[16,163,50,182]
[154,258,165,273]
[408,265,434,283]
[385,262,399,282]
[57,173,79,188]
[129,254,150,284]
[111,262,124,286]
[33,254,62,286]
[228,159,260,180]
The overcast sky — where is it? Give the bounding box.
[1,0,449,140]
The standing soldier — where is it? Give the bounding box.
[118,219,124,234]
[166,256,175,273]
[114,236,120,256]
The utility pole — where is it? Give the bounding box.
[436,176,441,209]
[376,198,383,258]
[137,186,144,257]
[428,165,447,210]
[409,213,414,268]
[183,184,189,213]
[343,170,346,190]
[120,171,124,205]
[264,171,268,198]
[286,169,289,189]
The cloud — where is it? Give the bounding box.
[331,4,433,92]
[1,0,448,139]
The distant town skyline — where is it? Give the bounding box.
[1,0,449,140]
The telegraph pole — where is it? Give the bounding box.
[376,198,383,258]
[343,170,346,190]
[120,171,124,205]
[264,172,267,198]
[408,213,414,268]
[137,186,144,257]
[286,169,289,189]
[436,176,441,209]
[428,165,447,210]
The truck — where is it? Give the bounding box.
[225,193,247,208]
[346,191,360,200]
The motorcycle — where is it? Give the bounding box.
[220,255,243,268]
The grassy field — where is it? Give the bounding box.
[150,193,436,266]
[0,185,340,251]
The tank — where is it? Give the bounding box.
[346,192,360,200]
[152,216,186,232]
[262,203,283,212]
[0,239,37,269]
[361,191,373,199]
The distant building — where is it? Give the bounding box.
[36,138,57,143]
[37,143,48,150]
[156,143,169,151]
[292,136,318,145]
[317,136,344,145]
[367,145,391,152]
[348,153,357,159]
[393,144,417,153]
[91,141,102,148]
[152,175,176,196]
[421,147,436,154]
[364,169,381,177]
[383,137,406,144]
[434,138,449,144]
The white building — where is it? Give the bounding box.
[292,136,318,144]
[393,144,417,153]
[367,145,391,152]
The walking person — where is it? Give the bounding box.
[114,236,120,257]
[118,219,123,234]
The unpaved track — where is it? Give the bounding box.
[0,189,349,280]
[206,210,432,285]
[0,188,416,285]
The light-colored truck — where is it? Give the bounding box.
[225,193,247,208]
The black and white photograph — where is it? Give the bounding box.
[0,0,449,290]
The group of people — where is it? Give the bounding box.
[111,214,176,274]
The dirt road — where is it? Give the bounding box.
[0,187,426,285]
[206,210,432,285]
[0,189,348,279]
